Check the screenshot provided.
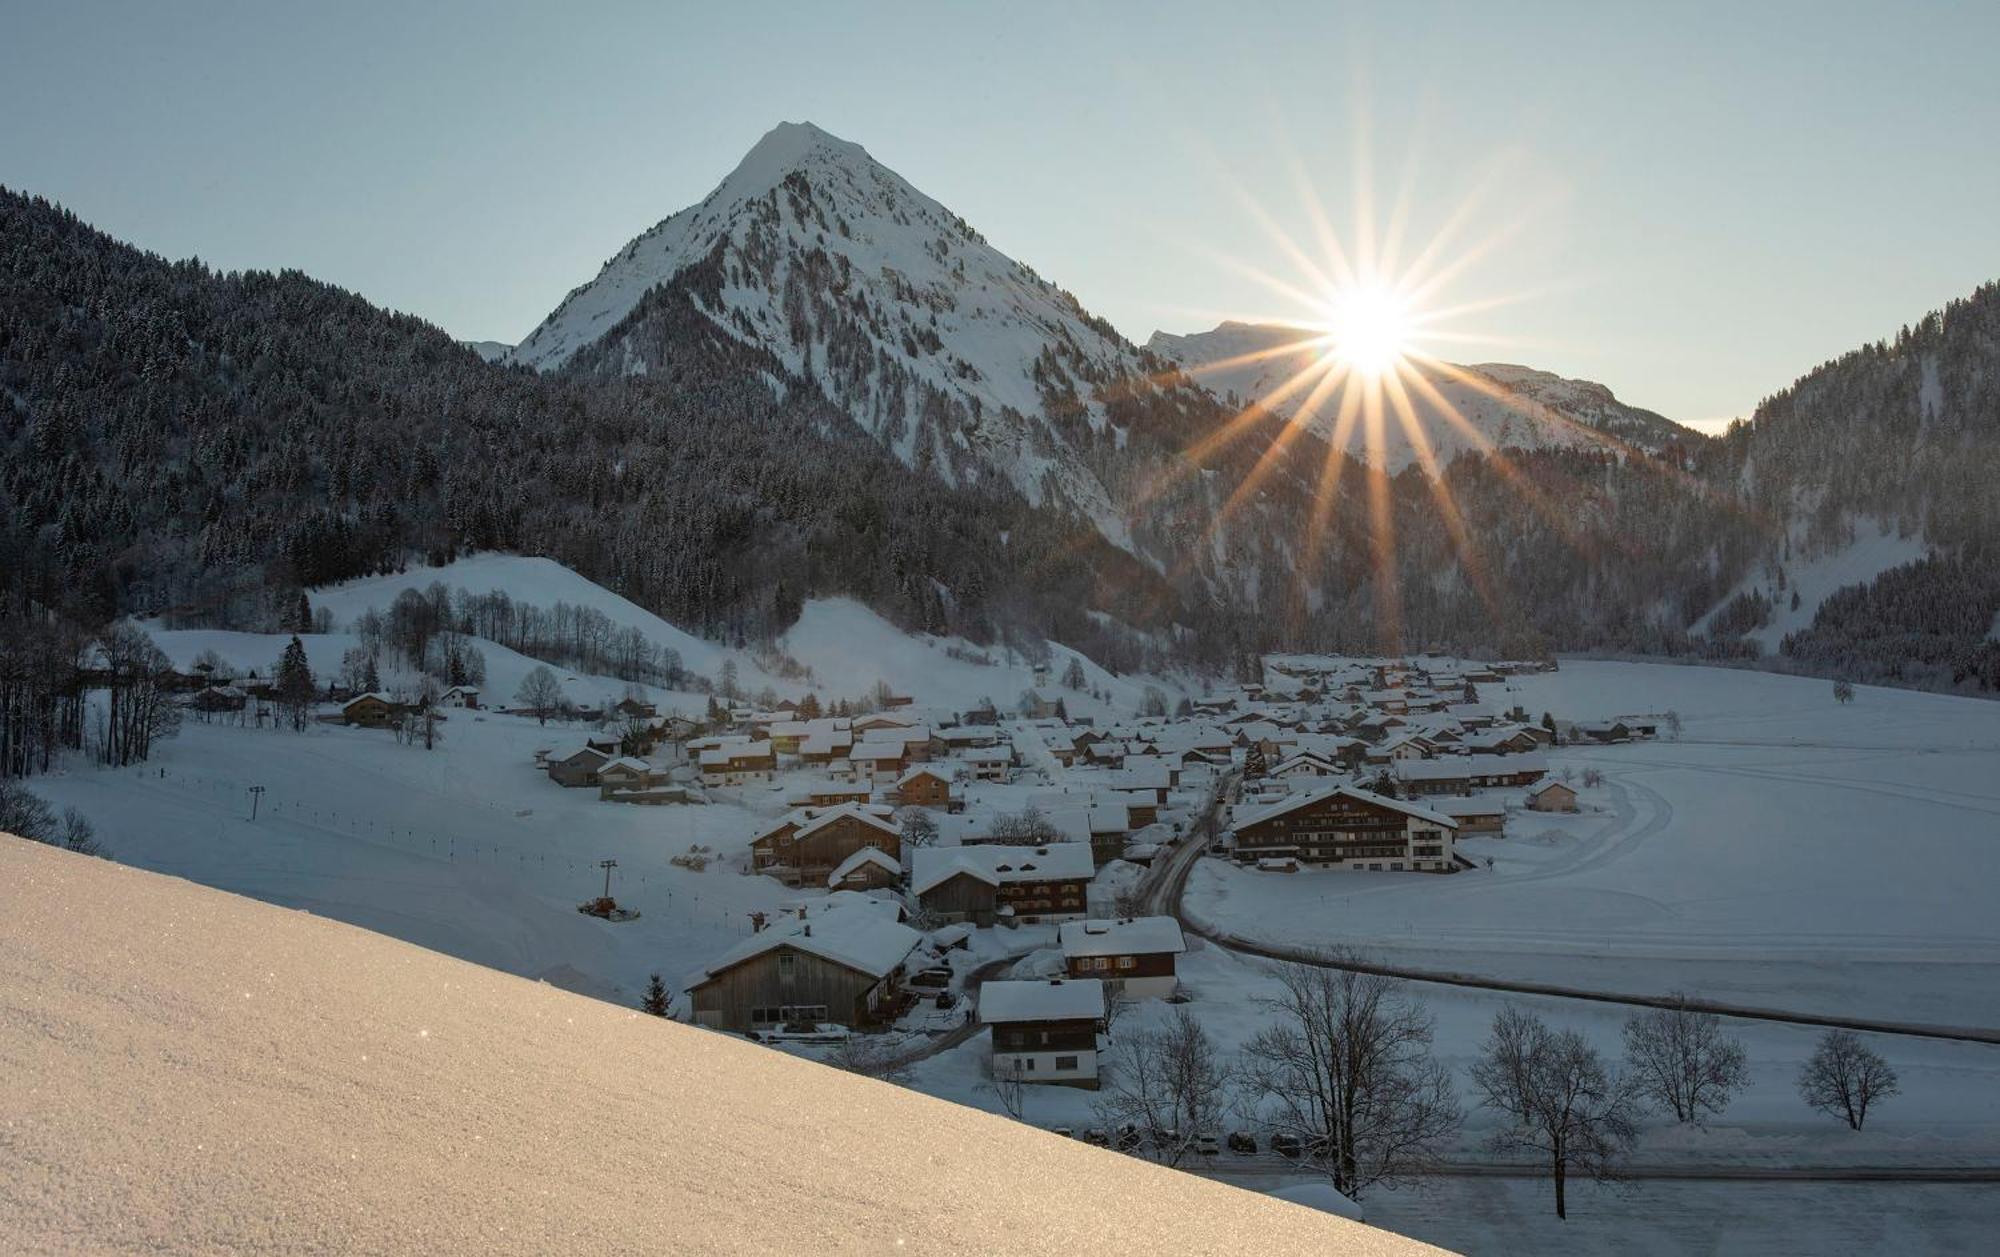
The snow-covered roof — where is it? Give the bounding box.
[848,741,908,762]
[1527,778,1576,797]
[1057,917,1186,959]
[599,756,651,774]
[828,846,902,886]
[897,764,953,785]
[979,978,1106,1025]
[1233,784,1458,831]
[700,740,772,766]
[694,902,921,984]
[909,842,1096,897]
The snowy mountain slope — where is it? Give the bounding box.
[1147,321,1695,469]
[508,122,1230,549]
[1692,519,1931,653]
[464,338,512,362]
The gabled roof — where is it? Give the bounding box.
[909,842,1096,897]
[700,740,772,766]
[828,846,903,886]
[980,978,1105,1025]
[1057,917,1186,959]
[693,903,921,986]
[1233,784,1457,831]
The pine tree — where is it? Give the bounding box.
[640,974,673,1018]
[275,636,315,731]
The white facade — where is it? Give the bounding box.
[991,1045,1099,1084]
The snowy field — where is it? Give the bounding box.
[1189,660,2000,1027]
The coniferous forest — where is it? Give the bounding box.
[3,186,1998,694]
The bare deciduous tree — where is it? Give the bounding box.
[897,806,939,848]
[1240,956,1461,1201]
[1622,995,1747,1125]
[94,623,181,767]
[515,665,563,725]
[1094,1008,1230,1166]
[1797,1030,1898,1130]
[1471,1007,1642,1219]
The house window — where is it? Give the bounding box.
[1116,957,1137,970]
[1055,1056,1079,1071]
[778,953,795,978]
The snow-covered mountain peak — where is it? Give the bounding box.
[506,121,1172,548]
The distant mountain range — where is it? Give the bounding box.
[1148,321,1694,469]
[3,123,1996,689]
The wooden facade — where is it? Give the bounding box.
[753,813,903,887]
[689,945,905,1033]
[1234,791,1457,872]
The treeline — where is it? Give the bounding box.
[0,612,180,779]
[1781,552,2000,693]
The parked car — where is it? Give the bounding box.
[1114,1124,1142,1151]
[1226,1131,1258,1154]
[1270,1132,1304,1159]
[906,966,953,990]
[933,991,958,1010]
[1050,1127,1074,1139]
[1194,1133,1221,1157]
[1082,1128,1110,1147]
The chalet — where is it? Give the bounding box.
[190,684,248,713]
[1572,720,1632,745]
[1232,785,1459,872]
[1393,753,1547,796]
[1526,779,1580,813]
[846,741,909,782]
[1432,795,1506,835]
[1085,808,1129,865]
[1461,728,1542,756]
[440,686,481,709]
[939,724,1003,750]
[799,781,875,809]
[1113,762,1175,804]
[546,746,612,788]
[751,805,903,887]
[981,978,1106,1088]
[1387,758,1472,795]
[798,729,854,765]
[910,842,1096,926]
[1115,792,1159,829]
[827,846,903,892]
[894,765,960,810]
[687,902,921,1034]
[1042,734,1078,768]
[340,692,397,728]
[1270,750,1342,780]
[700,740,776,787]
[1057,917,1186,1000]
[959,747,1013,782]
[595,757,668,795]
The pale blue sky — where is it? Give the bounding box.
[4,1,1996,426]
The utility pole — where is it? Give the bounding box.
[598,858,618,900]
[248,785,266,821]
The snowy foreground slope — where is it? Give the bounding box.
[1146,321,1693,469]
[0,840,1420,1256]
